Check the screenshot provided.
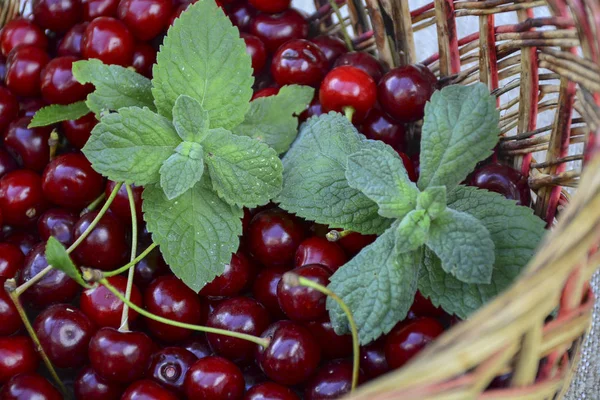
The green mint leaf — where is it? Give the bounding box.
[418,185,545,318]
[82,107,181,185]
[72,59,154,115]
[202,128,282,208]
[395,209,430,254]
[416,186,447,220]
[172,95,210,142]
[143,176,243,292]
[152,0,253,129]
[45,237,87,288]
[426,207,495,284]
[346,146,419,219]
[159,141,205,200]
[277,113,393,235]
[232,85,314,154]
[327,225,420,344]
[417,83,499,191]
[29,102,89,128]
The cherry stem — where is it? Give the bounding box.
[80,192,107,215]
[99,278,270,348]
[119,184,138,332]
[343,106,355,122]
[4,279,69,398]
[282,272,360,392]
[326,229,353,242]
[15,264,53,297]
[102,242,158,278]
[48,129,59,161]
[328,0,354,51]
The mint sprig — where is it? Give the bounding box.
[28,101,89,128]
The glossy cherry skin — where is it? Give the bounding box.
[122,379,178,400]
[311,35,347,67]
[72,211,129,270]
[252,267,287,319]
[83,0,119,20]
[256,321,321,385]
[149,347,197,394]
[469,162,531,206]
[105,180,144,223]
[3,231,39,256]
[0,87,19,133]
[0,170,47,227]
[0,56,6,83]
[89,327,154,383]
[271,39,328,87]
[61,112,97,149]
[200,251,255,297]
[0,280,22,336]
[410,291,445,318]
[184,356,245,400]
[384,317,444,369]
[320,65,377,122]
[74,365,125,400]
[37,208,77,245]
[334,51,385,82]
[0,336,40,383]
[0,19,48,57]
[241,33,267,75]
[132,42,156,78]
[133,246,170,289]
[229,2,257,32]
[41,56,93,105]
[298,96,323,122]
[5,46,50,98]
[19,98,47,117]
[181,335,213,359]
[245,382,300,400]
[359,338,389,379]
[249,0,290,13]
[304,317,353,359]
[117,0,173,41]
[4,117,51,173]
[0,242,24,278]
[57,23,88,57]
[33,0,82,32]
[0,148,18,179]
[378,65,435,123]
[251,87,279,100]
[0,373,61,400]
[251,9,308,53]
[336,230,376,256]
[80,275,143,328]
[304,359,358,400]
[144,275,205,342]
[295,236,347,273]
[206,297,271,363]
[277,264,331,321]
[82,17,134,66]
[362,108,407,152]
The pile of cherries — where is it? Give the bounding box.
[0,0,531,398]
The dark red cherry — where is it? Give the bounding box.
[229,2,257,32]
[378,65,435,123]
[396,151,418,182]
[304,359,358,400]
[200,251,255,297]
[131,42,156,78]
[82,17,134,66]
[336,230,376,256]
[362,108,407,152]
[241,364,266,391]
[74,365,125,400]
[298,96,322,122]
[0,56,6,83]
[251,87,279,100]
[122,379,178,400]
[133,246,170,289]
[0,148,18,179]
[334,51,385,82]
[206,297,271,363]
[5,46,50,98]
[89,327,154,383]
[277,264,330,321]
[19,98,47,117]
[241,33,267,75]
[167,4,186,27]
[0,243,24,278]
[320,65,376,122]
[83,0,119,20]
[80,275,143,328]
[0,373,61,400]
[57,23,88,57]
[0,87,19,133]
[149,347,197,394]
[3,231,39,256]
[311,35,347,67]
[249,0,290,13]
[0,19,48,57]
[410,291,445,318]
[105,180,144,224]
[0,170,47,227]
[144,275,205,342]
[271,39,327,87]
[0,336,40,383]
[0,279,22,336]
[245,382,299,400]
[469,162,531,206]
[117,0,173,41]
[33,0,82,32]
[295,236,347,273]
[41,56,93,105]
[384,317,444,369]
[181,335,212,359]
[250,9,308,53]
[4,117,51,173]
[304,317,353,359]
[61,112,97,149]
[359,338,389,379]
[37,208,77,245]
[184,356,245,400]
[252,267,287,319]
[72,211,129,270]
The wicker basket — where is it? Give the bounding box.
[2,0,600,398]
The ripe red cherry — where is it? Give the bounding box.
[0,87,19,133]
[74,365,125,400]
[245,382,299,400]
[304,359,357,400]
[229,2,257,32]
[4,117,51,173]
[133,246,170,289]
[0,243,24,278]
[298,96,323,122]
[105,180,144,223]
[184,356,245,400]
[334,51,385,82]
[311,35,347,67]
[0,19,48,57]
[271,39,328,87]
[241,33,267,75]
[384,317,444,369]
[0,280,22,336]
[148,347,197,394]
[33,0,82,32]
[72,211,129,270]
[304,317,353,359]
[252,267,287,319]
[89,327,154,383]
[0,148,18,179]
[3,231,39,256]
[117,0,173,41]
[410,291,445,318]
[206,297,271,363]
[251,87,279,100]
[251,9,308,53]
[181,335,212,359]
[0,170,47,227]
[200,251,255,297]
[378,65,436,123]
[335,230,376,256]
[144,275,205,342]
[37,208,78,245]
[57,22,88,57]
[0,56,6,83]
[359,338,390,380]
[122,379,178,400]
[80,275,143,328]
[0,336,40,383]
[82,17,134,66]
[320,65,377,122]
[6,46,50,98]
[40,56,93,105]
[83,0,119,20]
[362,108,407,152]
[61,112,97,149]
[131,42,156,78]
[249,0,290,13]
[469,162,532,206]
[0,373,61,400]
[277,264,331,321]
[295,236,347,273]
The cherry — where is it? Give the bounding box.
[0,243,24,278]
[144,275,205,342]
[19,98,47,117]
[245,382,300,400]
[295,236,347,273]
[334,52,385,82]
[384,317,444,369]
[105,180,144,223]
[320,65,376,122]
[250,9,308,53]
[0,87,19,133]
[336,230,376,256]
[5,46,50,98]
[229,2,257,32]
[61,112,97,149]
[359,338,389,379]
[247,208,306,268]
[304,317,353,359]
[0,336,40,383]
[241,364,267,391]
[249,0,290,13]
[362,108,407,152]
[131,42,156,78]
[4,231,39,256]
[410,291,445,318]
[184,356,245,400]
[148,347,197,394]
[181,335,213,359]
[4,117,52,173]
[272,39,328,87]
[72,211,129,271]
[298,96,323,122]
[277,264,330,321]
[0,56,6,83]
[0,19,48,57]
[57,23,88,57]
[200,251,255,297]
[33,0,82,32]
[378,65,436,123]
[311,35,347,67]
[251,87,279,100]
[83,0,119,20]
[252,267,287,319]
[0,148,18,179]
[74,365,125,400]
[0,373,61,400]
[82,17,134,66]
[117,0,173,41]
[37,208,77,245]
[40,56,93,105]
[133,246,170,289]
[469,162,531,206]
[80,275,143,328]
[122,379,178,400]
[0,279,22,336]
[256,320,321,385]
[89,327,154,383]
[206,297,271,363]
[241,33,267,75]
[0,170,47,227]
[304,359,358,400]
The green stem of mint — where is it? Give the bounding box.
[80,192,107,215]
[103,243,158,278]
[99,278,270,348]
[119,184,138,332]
[328,0,354,51]
[343,106,355,123]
